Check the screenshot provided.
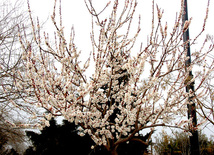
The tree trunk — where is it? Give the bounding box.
[110,149,118,155]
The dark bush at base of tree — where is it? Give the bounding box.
[24,118,151,155]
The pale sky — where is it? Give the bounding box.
[28,0,214,55]
[27,0,214,138]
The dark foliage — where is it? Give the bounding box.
[0,130,8,151]
[24,118,94,155]
[24,118,151,155]
[4,148,19,155]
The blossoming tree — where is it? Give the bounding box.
[196,64,214,126]
[16,0,213,154]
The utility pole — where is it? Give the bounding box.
[183,0,200,154]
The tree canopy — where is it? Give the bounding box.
[15,0,214,154]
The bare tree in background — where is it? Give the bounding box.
[0,112,27,154]
[17,0,213,154]
[0,0,36,153]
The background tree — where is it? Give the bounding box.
[24,118,93,155]
[17,0,213,154]
[0,113,25,155]
[0,0,36,153]
[154,130,214,155]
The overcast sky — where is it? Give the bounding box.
[27,0,214,137]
